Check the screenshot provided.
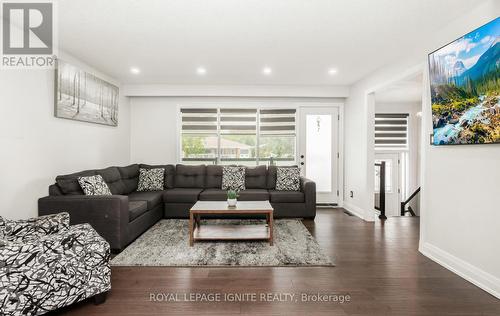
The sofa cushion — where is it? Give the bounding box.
[221,166,246,191]
[175,165,206,188]
[199,189,227,201]
[163,188,203,203]
[129,200,148,222]
[276,167,301,191]
[266,165,299,189]
[205,165,223,188]
[245,165,267,189]
[238,189,269,201]
[267,165,277,189]
[49,184,63,196]
[117,164,139,194]
[137,168,164,191]
[56,169,97,195]
[77,175,112,196]
[128,191,163,209]
[269,190,305,203]
[140,164,175,189]
[96,167,126,195]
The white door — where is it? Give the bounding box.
[299,107,339,204]
[374,153,400,217]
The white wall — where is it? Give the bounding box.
[343,85,378,219]
[0,52,131,219]
[130,96,344,165]
[129,97,178,164]
[344,0,500,298]
[420,66,500,298]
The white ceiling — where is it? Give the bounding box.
[375,73,423,103]
[59,0,485,85]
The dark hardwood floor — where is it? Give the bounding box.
[54,209,500,315]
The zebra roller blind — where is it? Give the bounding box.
[180,107,297,164]
[220,108,257,134]
[375,113,409,150]
[180,108,218,133]
[259,109,296,135]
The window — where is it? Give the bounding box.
[219,109,257,165]
[259,109,296,165]
[180,107,296,165]
[374,113,409,151]
[180,109,218,163]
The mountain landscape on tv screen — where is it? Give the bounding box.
[429,17,500,145]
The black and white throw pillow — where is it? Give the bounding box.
[275,167,300,191]
[77,175,112,196]
[221,166,246,191]
[137,168,164,191]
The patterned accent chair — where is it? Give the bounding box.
[0,213,111,315]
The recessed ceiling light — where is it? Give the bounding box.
[328,68,338,75]
[196,67,207,75]
[130,67,140,74]
[262,67,272,75]
[416,111,423,117]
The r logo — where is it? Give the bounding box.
[2,2,53,54]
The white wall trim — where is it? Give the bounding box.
[420,242,500,299]
[342,201,366,221]
[364,92,376,222]
[123,84,350,98]
[338,103,345,208]
[418,65,430,247]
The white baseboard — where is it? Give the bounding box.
[342,201,366,220]
[420,242,500,299]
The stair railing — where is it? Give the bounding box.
[400,187,420,216]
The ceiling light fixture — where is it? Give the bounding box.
[130,67,141,74]
[262,67,272,75]
[328,68,338,75]
[196,67,207,75]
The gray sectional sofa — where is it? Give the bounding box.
[38,164,316,251]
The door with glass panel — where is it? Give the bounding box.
[299,107,339,204]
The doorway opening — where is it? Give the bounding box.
[372,72,423,218]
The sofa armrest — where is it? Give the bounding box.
[300,177,316,218]
[0,223,111,314]
[0,212,70,242]
[38,195,129,250]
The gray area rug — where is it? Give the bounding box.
[111,219,333,267]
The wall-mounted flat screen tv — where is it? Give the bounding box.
[429,17,499,145]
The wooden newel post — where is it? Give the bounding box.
[379,161,387,220]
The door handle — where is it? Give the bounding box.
[300,162,304,165]
[300,155,304,159]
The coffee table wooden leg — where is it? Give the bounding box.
[195,214,201,228]
[269,212,274,246]
[189,212,194,247]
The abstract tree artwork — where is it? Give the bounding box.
[55,60,119,126]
